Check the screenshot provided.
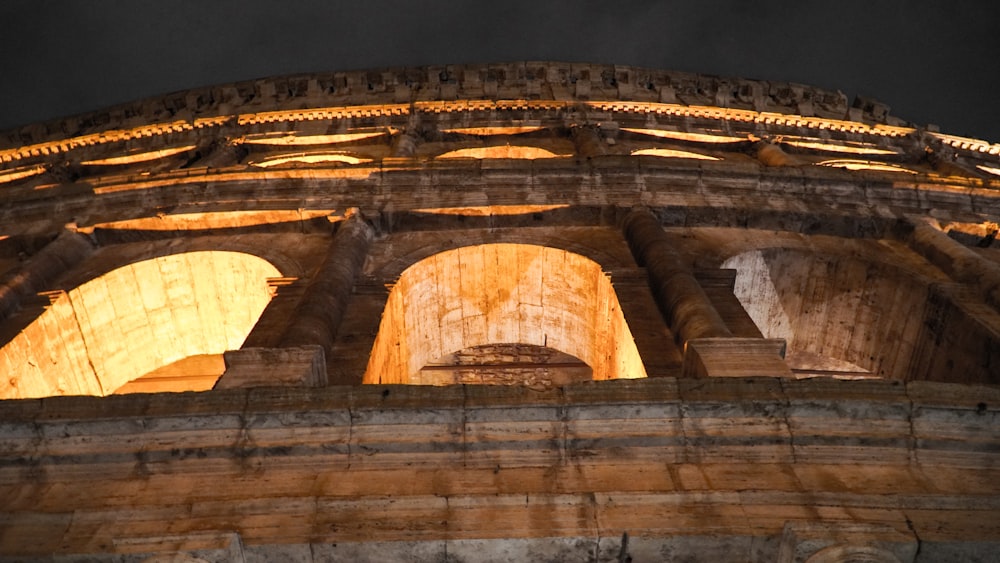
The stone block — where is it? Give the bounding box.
[683,338,792,377]
[215,346,326,389]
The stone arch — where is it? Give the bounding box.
[371,228,634,281]
[58,237,305,288]
[363,243,647,384]
[0,250,280,398]
[722,247,930,379]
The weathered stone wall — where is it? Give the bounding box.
[0,62,998,560]
[0,379,997,561]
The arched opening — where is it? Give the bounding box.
[722,248,929,379]
[436,146,562,159]
[364,244,646,385]
[0,251,281,398]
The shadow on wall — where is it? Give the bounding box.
[723,247,1000,384]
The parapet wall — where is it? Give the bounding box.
[0,61,901,149]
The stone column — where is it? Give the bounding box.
[390,130,421,157]
[622,207,790,377]
[279,210,375,351]
[571,125,607,159]
[0,229,94,321]
[755,142,802,167]
[622,208,732,343]
[391,115,423,158]
[217,210,375,389]
[905,215,1000,310]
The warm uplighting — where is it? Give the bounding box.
[91,167,383,195]
[364,243,647,385]
[237,104,410,126]
[112,354,226,394]
[930,132,1000,155]
[0,164,45,184]
[249,152,372,167]
[816,159,917,173]
[779,138,899,155]
[0,251,280,399]
[0,119,194,164]
[93,209,336,231]
[621,127,747,144]
[436,146,562,159]
[80,145,197,166]
[440,126,546,136]
[411,204,570,216]
[241,131,387,146]
[630,148,721,160]
[977,164,1000,177]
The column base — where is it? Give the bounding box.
[682,338,792,378]
[215,346,327,389]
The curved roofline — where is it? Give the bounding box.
[0,61,909,149]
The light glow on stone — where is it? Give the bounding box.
[976,164,1000,176]
[622,127,747,144]
[0,251,280,399]
[436,146,562,159]
[250,153,372,167]
[81,145,197,166]
[0,165,45,183]
[364,243,647,385]
[779,138,899,155]
[441,126,546,136]
[411,205,570,216]
[631,148,721,160]
[241,132,387,146]
[817,159,917,173]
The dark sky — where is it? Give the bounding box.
[2,1,998,141]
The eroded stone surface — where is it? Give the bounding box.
[0,62,997,561]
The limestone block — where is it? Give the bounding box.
[216,346,326,389]
[683,337,792,377]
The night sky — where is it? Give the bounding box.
[2,1,998,141]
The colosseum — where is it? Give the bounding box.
[0,62,998,562]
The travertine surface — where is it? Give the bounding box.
[0,379,996,561]
[0,62,998,560]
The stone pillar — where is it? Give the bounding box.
[0,229,94,321]
[391,115,422,158]
[623,208,791,377]
[905,215,1000,310]
[622,208,731,343]
[390,131,421,157]
[216,211,374,389]
[571,125,607,158]
[278,210,375,352]
[192,138,247,168]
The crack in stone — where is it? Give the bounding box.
[905,513,924,561]
[345,402,355,471]
[905,383,918,466]
[778,378,799,465]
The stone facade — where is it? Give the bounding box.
[0,62,998,561]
